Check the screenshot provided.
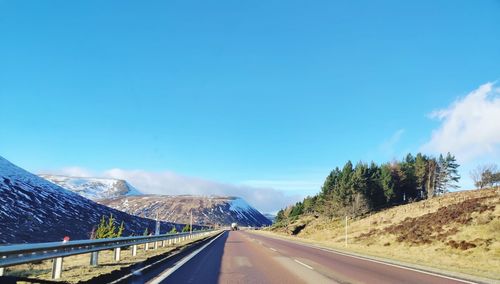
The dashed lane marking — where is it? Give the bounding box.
[294,259,314,270]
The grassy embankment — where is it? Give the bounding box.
[264,188,500,280]
[5,233,213,283]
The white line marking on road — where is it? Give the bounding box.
[312,247,477,284]
[294,259,313,270]
[147,231,225,284]
[269,247,277,252]
[108,232,220,284]
[250,233,477,284]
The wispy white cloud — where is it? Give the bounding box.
[421,82,500,163]
[43,166,95,178]
[102,169,301,213]
[379,129,405,156]
[42,167,301,213]
[240,179,321,196]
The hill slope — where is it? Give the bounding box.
[39,175,141,200]
[0,156,188,244]
[270,188,500,279]
[100,195,272,227]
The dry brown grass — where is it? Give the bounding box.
[267,188,500,280]
[4,233,215,283]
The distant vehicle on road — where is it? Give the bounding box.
[231,223,238,231]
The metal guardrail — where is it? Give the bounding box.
[0,229,217,279]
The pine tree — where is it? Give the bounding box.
[116,221,125,238]
[426,158,438,198]
[415,153,428,198]
[275,209,285,223]
[182,224,190,232]
[380,164,395,203]
[94,214,125,239]
[401,153,418,201]
[302,196,315,214]
[103,214,117,238]
[169,227,178,234]
[444,152,460,190]
[95,216,107,239]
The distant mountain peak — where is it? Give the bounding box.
[39,175,142,200]
[100,195,272,227]
[0,156,183,244]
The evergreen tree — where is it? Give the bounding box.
[116,221,125,238]
[182,224,191,232]
[95,215,107,239]
[426,158,438,198]
[444,152,460,190]
[302,196,315,213]
[380,164,395,202]
[336,161,354,204]
[400,153,418,201]
[94,214,124,239]
[415,153,428,198]
[271,152,460,227]
[275,209,285,223]
[289,202,304,218]
[169,227,178,234]
[367,162,385,208]
[103,214,117,238]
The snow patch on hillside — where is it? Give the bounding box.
[0,156,186,244]
[229,197,252,213]
[39,175,142,200]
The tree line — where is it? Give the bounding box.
[276,152,460,224]
[90,214,195,239]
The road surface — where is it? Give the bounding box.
[145,230,473,284]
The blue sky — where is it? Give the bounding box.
[1,1,499,212]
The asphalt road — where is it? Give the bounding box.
[146,231,473,284]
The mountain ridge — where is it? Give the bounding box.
[0,156,190,244]
[100,194,272,227]
[40,174,141,200]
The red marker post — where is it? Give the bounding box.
[52,236,70,279]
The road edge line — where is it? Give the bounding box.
[107,232,219,284]
[147,231,226,284]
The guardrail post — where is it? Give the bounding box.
[114,247,121,261]
[154,241,158,250]
[0,256,5,276]
[51,257,63,279]
[161,240,166,247]
[90,251,99,266]
[145,242,149,251]
[132,245,137,256]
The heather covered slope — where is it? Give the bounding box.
[0,156,189,244]
[270,188,500,279]
[100,195,272,227]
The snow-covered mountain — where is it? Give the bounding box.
[100,195,272,227]
[39,175,141,200]
[0,156,190,244]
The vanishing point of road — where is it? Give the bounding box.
[141,230,472,284]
